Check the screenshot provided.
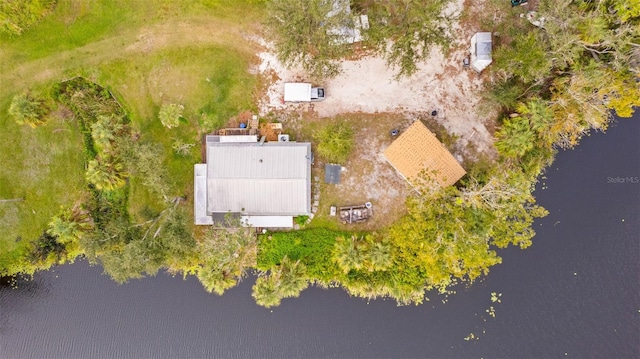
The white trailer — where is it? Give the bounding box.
[284,83,325,102]
[470,32,493,73]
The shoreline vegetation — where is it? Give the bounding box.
[1,0,638,308]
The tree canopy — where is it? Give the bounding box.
[491,0,639,152]
[265,0,455,78]
[365,0,454,77]
[266,0,355,79]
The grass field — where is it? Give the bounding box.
[0,0,265,272]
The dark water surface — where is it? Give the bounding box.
[1,117,638,359]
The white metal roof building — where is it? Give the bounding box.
[194,136,312,227]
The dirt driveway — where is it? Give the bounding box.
[256,0,496,160]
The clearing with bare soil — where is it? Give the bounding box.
[301,114,414,231]
[257,0,497,228]
[257,0,496,159]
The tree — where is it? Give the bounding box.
[196,219,257,295]
[549,62,639,148]
[483,78,526,110]
[156,208,199,275]
[366,240,393,272]
[494,116,536,159]
[159,103,184,129]
[606,0,640,23]
[538,0,639,72]
[313,121,354,163]
[266,0,354,79]
[115,136,170,200]
[86,205,197,285]
[386,177,547,294]
[85,157,127,191]
[99,240,156,284]
[493,32,552,84]
[365,0,455,77]
[332,235,365,273]
[252,256,308,308]
[8,92,48,128]
[252,275,281,308]
[91,115,124,152]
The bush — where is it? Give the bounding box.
[293,215,309,227]
[0,0,56,36]
[313,121,354,164]
[172,139,195,156]
[257,228,353,281]
[8,92,49,128]
[159,103,184,129]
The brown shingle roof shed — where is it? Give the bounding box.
[383,120,466,188]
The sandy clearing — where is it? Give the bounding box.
[257,0,496,158]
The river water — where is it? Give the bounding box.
[1,116,638,359]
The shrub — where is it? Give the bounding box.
[172,139,195,156]
[0,0,56,36]
[159,103,184,129]
[8,92,49,128]
[257,228,353,281]
[313,121,354,164]
[85,157,127,191]
[293,215,309,227]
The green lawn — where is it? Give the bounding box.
[0,114,86,272]
[0,0,265,274]
[99,45,258,219]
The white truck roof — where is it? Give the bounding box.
[284,83,312,102]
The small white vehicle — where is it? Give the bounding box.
[284,82,325,102]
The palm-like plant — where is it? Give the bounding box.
[47,215,81,244]
[494,117,536,159]
[252,275,281,308]
[8,93,47,128]
[159,103,184,129]
[367,241,393,271]
[277,256,308,298]
[251,256,308,308]
[517,98,555,146]
[85,158,127,191]
[91,115,123,151]
[332,235,365,273]
[196,266,238,295]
